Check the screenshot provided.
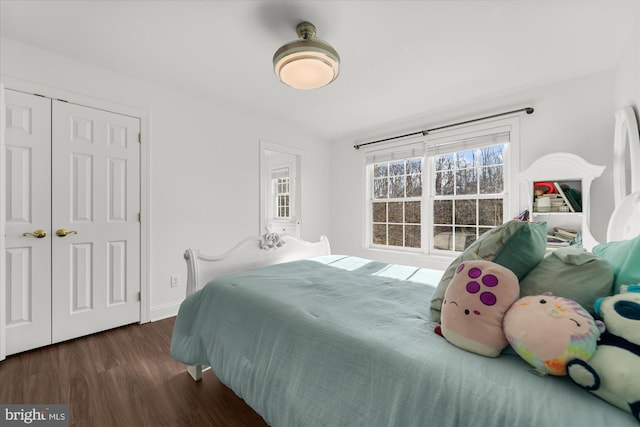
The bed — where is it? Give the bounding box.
[171,108,640,426]
[171,236,638,425]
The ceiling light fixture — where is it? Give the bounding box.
[273,22,340,90]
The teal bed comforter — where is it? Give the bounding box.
[170,255,637,426]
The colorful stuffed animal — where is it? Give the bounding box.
[439,260,519,357]
[503,294,603,376]
[567,285,640,421]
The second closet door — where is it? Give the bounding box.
[51,100,141,343]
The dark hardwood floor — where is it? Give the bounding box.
[0,317,269,427]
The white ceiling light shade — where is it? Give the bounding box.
[273,22,340,90]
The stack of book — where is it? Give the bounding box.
[546,234,572,248]
[553,227,579,241]
[546,227,580,248]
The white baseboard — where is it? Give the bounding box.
[150,301,181,321]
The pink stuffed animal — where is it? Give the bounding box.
[503,294,604,376]
[439,260,520,357]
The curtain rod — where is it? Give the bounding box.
[353,107,534,150]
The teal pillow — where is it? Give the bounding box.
[592,235,640,294]
[429,220,547,322]
[519,246,613,314]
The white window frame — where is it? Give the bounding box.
[363,115,520,256]
[369,156,424,251]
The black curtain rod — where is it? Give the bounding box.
[353,107,534,150]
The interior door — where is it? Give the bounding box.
[4,90,52,354]
[50,100,141,343]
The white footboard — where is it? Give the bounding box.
[182,232,330,381]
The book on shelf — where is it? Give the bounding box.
[553,182,576,213]
[553,226,578,239]
[546,234,572,247]
[560,184,582,212]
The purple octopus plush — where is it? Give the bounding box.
[439,260,520,357]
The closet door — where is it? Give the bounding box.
[4,90,52,355]
[51,101,141,342]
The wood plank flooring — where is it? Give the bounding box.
[0,317,269,426]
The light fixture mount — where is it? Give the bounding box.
[273,21,340,90]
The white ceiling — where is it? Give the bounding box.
[1,1,638,141]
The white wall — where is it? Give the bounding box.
[0,38,331,320]
[329,69,622,269]
[614,19,640,111]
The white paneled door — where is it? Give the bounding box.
[3,90,141,354]
[4,91,52,354]
[51,100,140,343]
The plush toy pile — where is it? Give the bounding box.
[566,286,640,422]
[436,257,640,423]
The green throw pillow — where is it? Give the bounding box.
[592,235,640,294]
[429,220,547,322]
[519,246,613,314]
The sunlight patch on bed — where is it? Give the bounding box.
[372,264,443,285]
[312,255,376,271]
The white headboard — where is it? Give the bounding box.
[608,106,640,242]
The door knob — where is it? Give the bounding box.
[56,228,78,237]
[22,229,47,238]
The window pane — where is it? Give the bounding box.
[455,226,477,251]
[388,202,403,223]
[433,199,453,224]
[455,200,477,225]
[372,202,387,222]
[373,224,387,245]
[374,163,388,178]
[388,224,404,246]
[435,171,454,196]
[405,201,420,224]
[456,168,478,195]
[389,160,405,176]
[406,174,422,197]
[479,144,504,166]
[390,176,405,198]
[480,165,504,194]
[406,158,422,174]
[435,154,454,172]
[405,225,421,248]
[374,178,388,199]
[478,198,503,226]
[456,149,477,169]
[433,226,453,250]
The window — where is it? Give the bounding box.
[274,176,291,219]
[365,118,517,254]
[371,157,423,248]
[432,144,505,251]
[271,167,291,219]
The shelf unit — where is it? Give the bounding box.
[519,152,605,250]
